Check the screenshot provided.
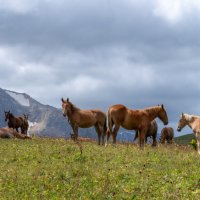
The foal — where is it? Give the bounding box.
[160,127,174,144]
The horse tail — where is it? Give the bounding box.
[104,117,107,134]
[107,109,113,135]
[133,130,139,141]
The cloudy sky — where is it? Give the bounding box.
[1,0,200,136]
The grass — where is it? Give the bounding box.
[0,138,200,199]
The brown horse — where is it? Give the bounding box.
[177,113,200,154]
[133,120,158,146]
[0,127,31,139]
[61,98,107,145]
[106,104,168,148]
[160,127,174,144]
[21,114,29,135]
[4,111,24,132]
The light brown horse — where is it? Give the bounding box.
[0,127,31,139]
[160,127,174,144]
[61,98,107,145]
[133,120,158,146]
[106,104,168,148]
[177,113,200,154]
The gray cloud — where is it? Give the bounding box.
[1,0,200,136]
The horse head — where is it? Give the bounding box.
[61,97,73,117]
[4,110,10,122]
[158,104,168,125]
[177,113,187,132]
[23,114,29,121]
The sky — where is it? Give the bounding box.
[1,0,200,136]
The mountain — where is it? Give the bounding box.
[0,88,95,138]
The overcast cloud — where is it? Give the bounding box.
[1,0,200,136]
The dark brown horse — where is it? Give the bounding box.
[106,104,168,148]
[160,127,174,144]
[4,111,29,135]
[133,120,158,146]
[0,127,31,139]
[61,98,107,145]
[21,114,29,135]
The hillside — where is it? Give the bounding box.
[174,133,196,145]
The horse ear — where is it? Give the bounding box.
[182,113,184,118]
[161,104,164,109]
[67,98,69,102]
[61,98,65,103]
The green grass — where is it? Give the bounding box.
[175,133,196,145]
[0,138,200,199]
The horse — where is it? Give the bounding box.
[177,113,200,154]
[61,98,107,145]
[106,104,168,148]
[133,120,158,146]
[160,127,174,144]
[21,114,29,135]
[0,127,31,139]
[4,111,24,133]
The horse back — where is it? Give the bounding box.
[73,109,105,128]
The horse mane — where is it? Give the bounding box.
[183,113,200,121]
[144,105,162,114]
[68,101,80,112]
[8,112,15,118]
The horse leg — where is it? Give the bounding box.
[145,136,148,143]
[196,132,200,155]
[71,124,78,141]
[152,134,157,147]
[133,130,139,142]
[99,124,105,145]
[101,126,105,145]
[95,124,101,145]
[105,129,110,146]
[139,128,147,149]
[112,125,120,144]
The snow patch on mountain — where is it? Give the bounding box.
[5,91,30,107]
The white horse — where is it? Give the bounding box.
[177,113,200,155]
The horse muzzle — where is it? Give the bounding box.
[63,113,67,117]
[177,127,181,132]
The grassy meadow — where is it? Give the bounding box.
[0,138,200,199]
